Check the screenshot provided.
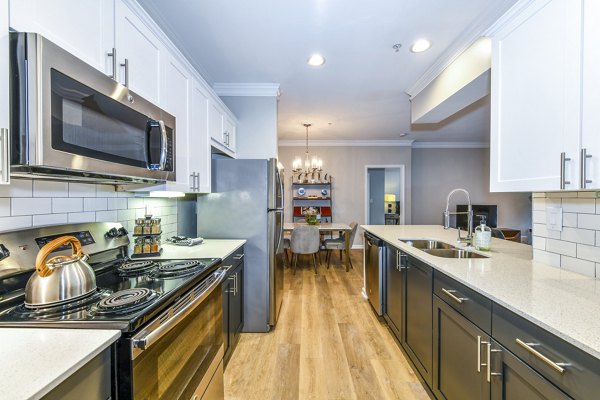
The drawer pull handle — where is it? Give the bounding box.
[442,288,468,304]
[515,338,568,374]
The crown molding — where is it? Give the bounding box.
[406,1,518,98]
[278,139,414,147]
[484,0,537,35]
[214,83,281,97]
[412,141,489,149]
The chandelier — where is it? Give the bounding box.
[292,123,322,173]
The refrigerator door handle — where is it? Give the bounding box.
[277,169,284,210]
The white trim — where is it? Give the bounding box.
[406,1,519,98]
[279,139,414,147]
[484,0,538,36]
[213,83,281,97]
[412,141,489,149]
[351,244,364,250]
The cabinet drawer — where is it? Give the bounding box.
[493,303,600,400]
[434,271,492,334]
[222,247,244,271]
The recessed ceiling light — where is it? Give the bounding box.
[307,54,326,66]
[410,39,431,53]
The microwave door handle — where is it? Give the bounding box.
[158,120,167,170]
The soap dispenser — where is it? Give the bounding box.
[474,215,492,251]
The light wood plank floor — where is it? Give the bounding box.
[224,250,429,400]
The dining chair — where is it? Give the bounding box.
[323,222,358,269]
[290,225,320,274]
[282,237,291,267]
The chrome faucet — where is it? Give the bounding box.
[443,188,473,244]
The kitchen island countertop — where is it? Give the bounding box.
[362,225,600,360]
[0,328,120,399]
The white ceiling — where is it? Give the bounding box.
[138,0,517,143]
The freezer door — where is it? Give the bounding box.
[268,209,284,325]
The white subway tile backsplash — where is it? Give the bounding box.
[532,198,546,211]
[545,238,576,257]
[68,183,96,197]
[33,213,68,227]
[577,244,600,263]
[117,191,134,197]
[107,198,128,210]
[532,193,546,198]
[597,199,600,214]
[68,212,96,223]
[560,227,595,245]
[0,198,9,217]
[532,210,546,224]
[563,212,578,227]
[83,198,108,211]
[0,180,32,197]
[0,216,32,232]
[577,214,600,230]
[117,209,136,221]
[562,198,596,214]
[532,223,561,239]
[52,198,83,213]
[33,181,69,198]
[533,249,561,267]
[128,198,144,209]
[11,198,52,216]
[532,236,546,250]
[96,210,118,222]
[96,185,117,198]
[561,256,596,277]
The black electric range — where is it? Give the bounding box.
[0,256,221,332]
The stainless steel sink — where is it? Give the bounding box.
[400,239,455,250]
[422,248,488,259]
[399,239,488,259]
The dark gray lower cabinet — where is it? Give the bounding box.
[223,249,244,367]
[403,254,433,386]
[433,295,490,400]
[490,340,570,400]
[384,244,404,340]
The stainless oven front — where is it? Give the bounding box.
[119,269,225,400]
[10,32,176,183]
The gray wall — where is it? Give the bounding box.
[221,96,278,159]
[278,145,412,246]
[411,148,532,240]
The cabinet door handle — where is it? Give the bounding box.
[581,148,592,189]
[441,288,468,304]
[477,335,482,372]
[0,128,9,184]
[560,152,571,189]
[120,58,130,87]
[190,173,196,190]
[233,254,244,260]
[234,273,238,295]
[515,338,569,374]
[107,48,117,80]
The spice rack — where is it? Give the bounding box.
[132,215,163,258]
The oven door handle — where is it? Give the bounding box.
[131,269,225,359]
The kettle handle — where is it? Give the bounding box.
[35,236,84,277]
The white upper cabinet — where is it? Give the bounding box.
[9,0,114,75]
[490,0,582,192]
[190,81,211,193]
[580,0,600,189]
[0,0,9,184]
[209,100,237,157]
[114,0,163,105]
[162,55,191,191]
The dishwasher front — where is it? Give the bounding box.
[364,232,385,315]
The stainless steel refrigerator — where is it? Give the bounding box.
[197,158,284,332]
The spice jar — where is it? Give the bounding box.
[142,238,151,253]
[143,219,152,235]
[133,238,143,254]
[151,218,161,234]
[150,237,160,253]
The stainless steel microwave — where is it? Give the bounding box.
[9,32,176,184]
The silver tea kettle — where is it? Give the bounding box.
[25,236,97,307]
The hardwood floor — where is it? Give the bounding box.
[224,250,429,400]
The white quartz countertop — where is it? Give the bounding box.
[0,328,120,400]
[139,239,246,260]
[362,225,600,360]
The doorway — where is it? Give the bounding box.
[365,165,405,225]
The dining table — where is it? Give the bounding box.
[283,222,352,271]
